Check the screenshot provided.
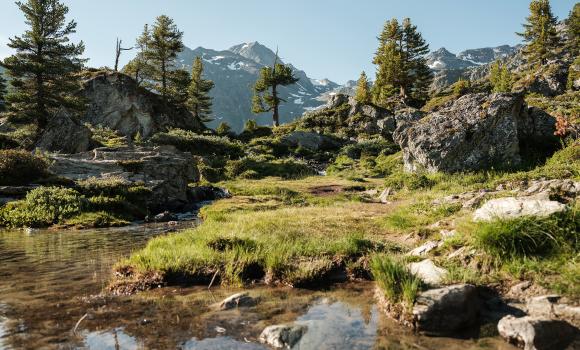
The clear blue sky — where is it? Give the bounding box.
[0,0,576,84]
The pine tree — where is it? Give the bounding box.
[517,0,560,65]
[167,69,191,105]
[187,57,215,122]
[141,16,184,100]
[566,3,580,56]
[252,51,299,127]
[216,122,232,136]
[355,71,371,104]
[0,72,8,112]
[2,0,86,129]
[372,18,432,107]
[490,61,513,93]
[123,24,154,85]
[401,18,433,105]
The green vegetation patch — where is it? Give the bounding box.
[0,149,48,186]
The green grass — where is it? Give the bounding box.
[64,211,130,229]
[371,255,423,309]
[472,207,579,261]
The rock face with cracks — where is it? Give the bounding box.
[36,109,93,154]
[80,72,204,138]
[393,93,557,173]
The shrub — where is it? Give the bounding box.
[89,125,128,148]
[64,211,129,229]
[341,139,399,160]
[371,255,423,308]
[151,129,244,158]
[225,156,315,180]
[0,150,48,186]
[0,187,84,227]
[452,79,471,96]
[473,208,579,261]
[215,122,232,136]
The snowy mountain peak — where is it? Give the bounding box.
[229,41,279,66]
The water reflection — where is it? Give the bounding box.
[0,224,517,350]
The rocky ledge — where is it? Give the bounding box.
[48,145,199,212]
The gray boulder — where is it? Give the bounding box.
[408,259,448,286]
[393,93,556,173]
[259,324,307,349]
[412,284,480,335]
[48,146,199,212]
[520,61,569,97]
[498,315,578,350]
[36,109,93,154]
[81,72,204,138]
[473,197,567,222]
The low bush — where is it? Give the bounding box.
[225,156,315,180]
[89,125,128,148]
[64,211,130,229]
[0,187,84,227]
[341,139,399,160]
[151,129,244,159]
[384,172,435,190]
[0,150,49,186]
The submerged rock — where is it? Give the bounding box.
[218,292,257,310]
[473,197,567,221]
[497,315,578,350]
[259,324,307,349]
[412,284,480,335]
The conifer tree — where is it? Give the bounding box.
[355,71,371,104]
[2,0,86,129]
[0,72,7,112]
[187,57,215,122]
[141,15,184,100]
[517,0,560,65]
[123,24,154,85]
[216,122,232,136]
[566,3,580,56]
[372,18,432,107]
[252,51,299,127]
[167,69,191,105]
[490,61,513,93]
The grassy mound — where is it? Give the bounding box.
[0,150,48,186]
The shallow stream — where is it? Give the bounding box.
[0,223,516,349]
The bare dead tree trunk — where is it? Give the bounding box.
[114,38,133,72]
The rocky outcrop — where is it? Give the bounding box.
[259,324,307,349]
[412,284,480,335]
[473,197,567,221]
[498,315,578,350]
[298,94,399,139]
[526,295,580,328]
[36,109,93,154]
[48,146,199,212]
[80,72,204,138]
[517,61,570,97]
[393,93,557,173]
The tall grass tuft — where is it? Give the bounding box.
[371,255,423,308]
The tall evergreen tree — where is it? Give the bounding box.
[123,24,154,85]
[401,18,432,104]
[372,18,432,107]
[167,69,191,105]
[2,0,86,129]
[355,71,371,104]
[566,3,580,56]
[141,15,184,100]
[490,61,513,93]
[517,0,560,65]
[252,51,299,127]
[187,57,214,122]
[0,71,7,112]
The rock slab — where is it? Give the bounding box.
[498,315,578,350]
[473,197,567,221]
[412,284,480,335]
